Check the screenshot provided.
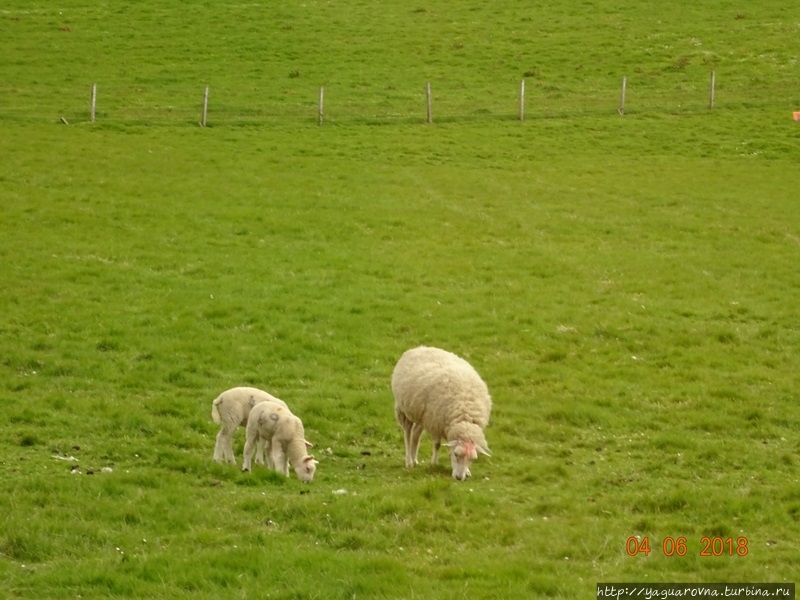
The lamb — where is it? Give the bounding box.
[391,345,492,481]
[211,386,288,465]
[242,401,318,483]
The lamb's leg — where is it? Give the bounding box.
[213,429,226,463]
[242,431,258,472]
[215,426,237,465]
[255,437,266,465]
[269,442,289,476]
[265,440,275,469]
[280,452,289,476]
[225,432,237,464]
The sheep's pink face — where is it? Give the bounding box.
[296,456,318,483]
[449,442,477,481]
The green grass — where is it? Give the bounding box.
[2,1,800,124]
[2,1,800,598]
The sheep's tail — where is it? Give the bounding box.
[211,396,223,424]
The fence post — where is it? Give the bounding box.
[426,81,432,124]
[201,86,209,127]
[90,83,97,122]
[519,79,525,121]
[618,76,627,115]
[709,71,716,109]
[318,86,324,125]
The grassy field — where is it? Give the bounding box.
[2,1,800,599]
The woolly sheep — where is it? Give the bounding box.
[211,386,288,465]
[242,401,318,483]
[391,345,492,481]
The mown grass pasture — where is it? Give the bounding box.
[1,1,799,598]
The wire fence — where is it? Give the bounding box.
[2,73,798,127]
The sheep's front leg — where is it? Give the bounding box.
[431,437,441,465]
[269,443,289,476]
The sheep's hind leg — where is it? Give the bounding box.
[396,409,417,467]
[225,436,237,464]
[255,438,266,465]
[215,428,237,465]
[242,433,258,471]
[213,431,226,463]
[265,440,275,469]
[409,423,425,467]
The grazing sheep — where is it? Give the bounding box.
[242,401,318,483]
[391,346,492,481]
[211,386,288,465]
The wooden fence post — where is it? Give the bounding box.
[90,83,97,122]
[618,76,627,115]
[519,79,525,121]
[201,86,209,127]
[318,86,324,125]
[709,71,716,109]
[426,81,432,124]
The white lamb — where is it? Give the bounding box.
[242,401,318,483]
[391,345,492,481]
[211,386,288,465]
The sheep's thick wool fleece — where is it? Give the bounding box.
[392,346,491,440]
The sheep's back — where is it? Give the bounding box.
[229,387,287,409]
[392,346,491,434]
[218,387,288,426]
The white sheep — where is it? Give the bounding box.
[242,401,318,482]
[391,346,492,481]
[211,386,288,465]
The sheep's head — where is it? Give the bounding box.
[447,440,490,481]
[295,455,318,483]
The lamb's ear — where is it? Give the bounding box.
[303,455,315,463]
[476,445,491,457]
[304,440,313,449]
[444,440,458,448]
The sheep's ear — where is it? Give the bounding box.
[304,440,313,449]
[444,440,458,448]
[476,445,491,457]
[303,455,315,463]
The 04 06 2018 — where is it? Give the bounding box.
[626,536,749,557]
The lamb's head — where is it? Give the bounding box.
[446,440,491,481]
[294,454,318,483]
